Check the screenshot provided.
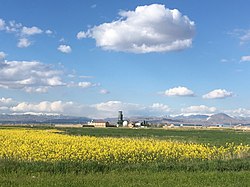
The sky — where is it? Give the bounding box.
[0,0,250,118]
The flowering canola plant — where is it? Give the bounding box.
[0,129,249,164]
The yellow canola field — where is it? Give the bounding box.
[0,129,249,163]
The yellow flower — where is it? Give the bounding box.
[0,128,249,163]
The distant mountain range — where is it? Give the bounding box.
[160,113,249,125]
[106,113,250,126]
[0,114,91,124]
[0,113,249,126]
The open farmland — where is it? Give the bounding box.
[0,127,249,187]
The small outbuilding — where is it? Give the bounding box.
[123,120,129,127]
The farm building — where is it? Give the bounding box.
[89,120,110,128]
[54,124,83,128]
[122,120,129,127]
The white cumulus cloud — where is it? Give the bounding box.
[78,81,95,88]
[226,108,250,118]
[24,87,49,93]
[150,103,170,113]
[6,99,172,118]
[58,45,72,53]
[0,60,64,92]
[45,30,53,35]
[8,100,89,116]
[164,86,194,97]
[21,26,43,36]
[11,101,72,113]
[0,18,53,47]
[9,100,135,117]
[94,101,126,112]
[181,105,217,114]
[77,31,88,39]
[0,97,16,106]
[93,101,147,117]
[202,89,233,99]
[93,101,171,118]
[80,4,195,53]
[240,56,250,62]
[5,20,22,33]
[0,97,17,112]
[17,38,31,48]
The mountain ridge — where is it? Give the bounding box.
[0,113,249,125]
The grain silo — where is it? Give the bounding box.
[117,111,123,126]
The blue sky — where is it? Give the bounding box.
[0,0,250,118]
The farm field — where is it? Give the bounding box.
[0,126,249,187]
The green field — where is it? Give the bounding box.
[1,171,250,187]
[60,127,250,146]
[0,126,249,187]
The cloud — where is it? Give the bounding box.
[65,81,98,89]
[93,101,170,118]
[79,75,94,79]
[0,106,9,111]
[9,100,141,117]
[93,101,146,117]
[78,81,96,88]
[164,86,194,97]
[77,31,88,39]
[0,18,21,33]
[0,18,52,47]
[0,18,42,37]
[0,60,64,92]
[94,101,126,112]
[11,101,74,113]
[0,97,17,112]
[0,59,101,93]
[220,59,229,63]
[240,56,250,62]
[230,29,250,45]
[0,18,5,30]
[239,30,250,44]
[4,98,250,118]
[80,4,195,53]
[100,89,110,94]
[5,20,22,33]
[181,105,217,114]
[21,26,43,36]
[17,38,31,48]
[58,45,72,53]
[24,87,49,93]
[8,100,170,117]
[226,108,250,117]
[59,38,66,42]
[9,100,93,117]
[202,89,233,99]
[150,103,170,113]
[67,74,76,78]
[97,101,171,117]
[0,97,16,106]
[45,30,53,35]
[0,51,7,60]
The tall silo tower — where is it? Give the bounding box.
[117,111,123,126]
